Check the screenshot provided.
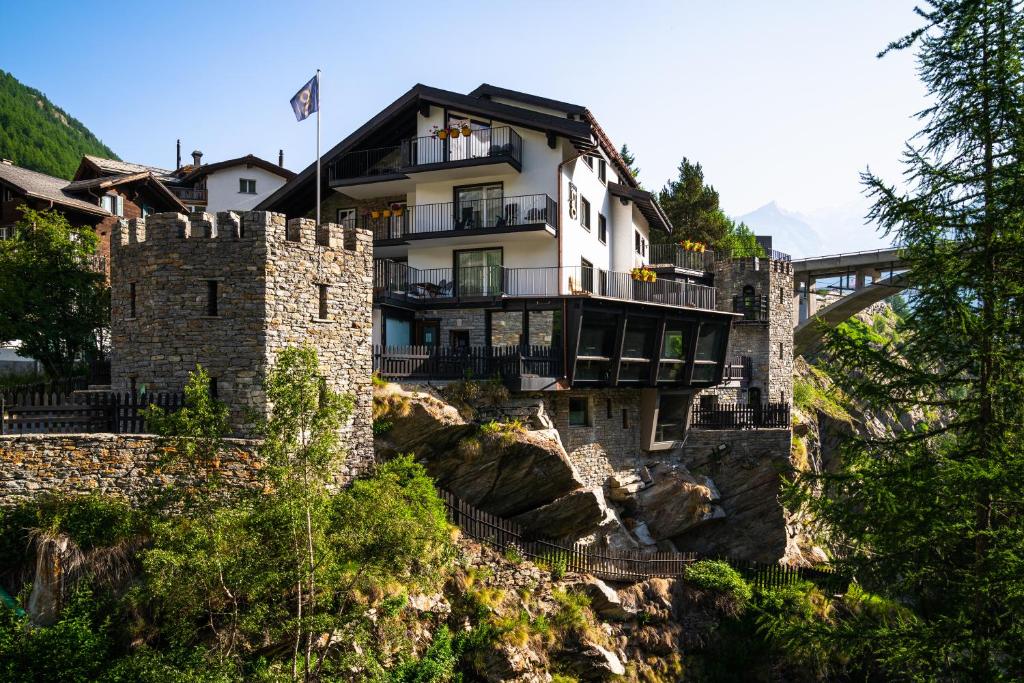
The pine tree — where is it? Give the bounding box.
[656,158,733,246]
[787,1,1024,677]
[619,143,641,180]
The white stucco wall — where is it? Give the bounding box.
[204,165,290,213]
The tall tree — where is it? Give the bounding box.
[656,158,733,246]
[619,143,641,181]
[786,1,1024,677]
[0,208,109,377]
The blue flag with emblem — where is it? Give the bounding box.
[290,76,319,122]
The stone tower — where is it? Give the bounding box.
[711,256,795,404]
[110,211,374,477]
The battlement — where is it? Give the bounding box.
[112,211,371,252]
[713,256,793,276]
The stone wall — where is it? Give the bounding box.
[110,211,374,477]
[711,257,794,403]
[0,434,260,505]
[672,428,794,562]
[417,308,488,347]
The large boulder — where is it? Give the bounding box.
[633,467,725,541]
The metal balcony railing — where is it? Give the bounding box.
[365,194,557,240]
[733,294,769,322]
[648,243,713,272]
[328,126,524,182]
[401,126,523,169]
[374,260,717,310]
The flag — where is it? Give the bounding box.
[290,75,319,122]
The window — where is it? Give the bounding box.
[598,214,607,244]
[318,284,329,319]
[100,194,123,217]
[581,258,594,293]
[191,205,207,214]
[598,159,607,183]
[692,323,724,382]
[635,231,647,256]
[239,178,256,194]
[206,280,219,317]
[606,399,613,419]
[580,197,591,230]
[2,187,13,202]
[658,323,688,381]
[337,207,357,227]
[455,182,503,229]
[583,155,594,169]
[141,204,153,218]
[129,283,136,318]
[455,248,502,296]
[654,392,689,443]
[569,397,590,427]
[622,408,630,429]
[208,377,218,400]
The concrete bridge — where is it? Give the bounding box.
[790,247,908,355]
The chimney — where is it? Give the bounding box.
[278,149,284,167]
[176,139,181,169]
[192,149,203,167]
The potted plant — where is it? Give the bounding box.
[461,123,472,136]
[449,126,461,138]
[382,209,392,218]
[370,210,381,219]
[392,207,404,217]
[431,125,447,140]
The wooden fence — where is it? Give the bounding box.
[373,345,561,382]
[1,391,183,435]
[438,488,842,590]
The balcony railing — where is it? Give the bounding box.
[733,294,769,322]
[170,186,208,202]
[327,146,403,182]
[691,402,790,429]
[373,345,561,382]
[328,126,524,182]
[723,356,752,383]
[375,260,717,310]
[401,126,523,169]
[365,194,557,240]
[649,243,713,272]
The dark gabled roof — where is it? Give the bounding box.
[179,154,296,183]
[468,83,588,116]
[258,84,597,214]
[76,155,177,183]
[0,161,110,217]
[63,170,189,213]
[607,182,672,234]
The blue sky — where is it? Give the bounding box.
[1,0,926,237]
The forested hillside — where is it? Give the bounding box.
[0,70,118,179]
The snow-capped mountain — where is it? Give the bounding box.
[735,200,892,259]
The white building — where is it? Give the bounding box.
[172,152,295,214]
[261,84,734,450]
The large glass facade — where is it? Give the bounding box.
[654,393,689,443]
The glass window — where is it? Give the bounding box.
[655,393,689,443]
[598,214,607,243]
[619,361,650,382]
[455,183,503,229]
[580,197,591,230]
[574,359,611,382]
[385,316,411,346]
[622,317,657,358]
[598,159,607,183]
[578,316,616,357]
[239,178,256,194]
[691,364,717,383]
[661,325,687,360]
[695,323,724,361]
[569,397,589,426]
[456,248,502,297]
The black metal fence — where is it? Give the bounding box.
[733,294,770,322]
[365,193,557,241]
[439,488,841,589]
[691,402,791,429]
[1,391,183,435]
[373,345,561,381]
[649,243,713,272]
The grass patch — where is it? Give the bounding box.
[685,560,753,613]
[793,367,853,425]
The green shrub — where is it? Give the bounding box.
[685,560,753,609]
[551,588,592,636]
[372,418,394,436]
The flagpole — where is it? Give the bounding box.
[315,68,321,227]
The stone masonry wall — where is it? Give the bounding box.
[0,434,260,505]
[417,308,488,348]
[710,258,794,403]
[110,211,374,479]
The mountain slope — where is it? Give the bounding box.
[736,201,824,258]
[0,70,118,179]
[737,200,892,259]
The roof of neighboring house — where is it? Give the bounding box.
[258,83,601,214]
[65,170,189,213]
[178,154,296,183]
[77,155,177,183]
[0,161,111,217]
[607,182,672,234]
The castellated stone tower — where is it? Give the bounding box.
[712,256,795,404]
[110,211,374,478]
